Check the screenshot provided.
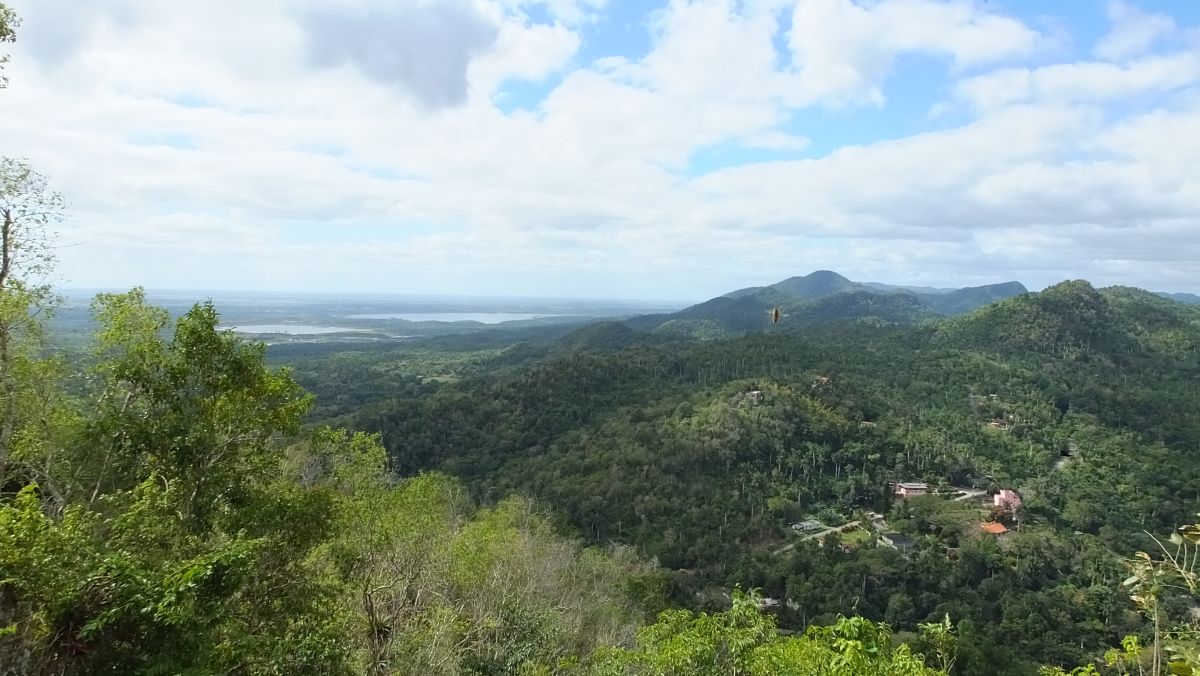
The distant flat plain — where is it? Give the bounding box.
[53,289,688,344]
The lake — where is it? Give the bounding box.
[345,312,563,324]
[222,324,367,335]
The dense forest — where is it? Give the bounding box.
[4,4,1200,674]
[0,189,957,673]
[280,277,1200,675]
[0,172,944,672]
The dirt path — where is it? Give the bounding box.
[773,520,862,556]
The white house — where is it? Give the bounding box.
[894,482,929,498]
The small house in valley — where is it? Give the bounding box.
[980,522,1009,535]
[993,489,1022,512]
[757,597,781,611]
[881,532,915,553]
[894,482,929,498]
[791,520,823,533]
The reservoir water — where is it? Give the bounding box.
[222,324,366,335]
[346,312,561,323]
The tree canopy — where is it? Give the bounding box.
[0,2,17,87]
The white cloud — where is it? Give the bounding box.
[955,51,1200,111]
[874,0,1041,68]
[471,20,581,96]
[0,0,1197,299]
[688,104,1103,235]
[788,0,890,105]
[501,0,609,26]
[1094,0,1176,61]
[739,131,811,150]
[787,0,1040,106]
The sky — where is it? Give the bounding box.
[2,0,1199,301]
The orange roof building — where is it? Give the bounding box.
[981,522,1009,535]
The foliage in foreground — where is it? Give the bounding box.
[586,588,945,675]
[0,291,655,674]
[0,35,957,668]
[1044,518,1200,676]
[0,287,953,675]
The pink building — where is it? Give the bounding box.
[993,489,1022,512]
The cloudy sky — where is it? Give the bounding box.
[2,0,1198,300]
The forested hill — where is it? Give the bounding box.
[325,280,1200,674]
[1157,290,1200,305]
[6,0,1199,669]
[627,270,1029,337]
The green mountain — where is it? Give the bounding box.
[637,271,1027,337]
[924,281,1030,315]
[333,277,1200,674]
[1157,290,1200,305]
[936,280,1200,360]
[725,270,864,300]
[554,319,655,353]
[787,289,938,325]
[862,281,955,294]
[769,269,863,298]
[936,280,1122,356]
[629,286,790,334]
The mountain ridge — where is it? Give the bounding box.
[638,270,1029,337]
[1157,291,1200,305]
[628,271,1200,340]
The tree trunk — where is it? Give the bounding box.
[0,207,15,477]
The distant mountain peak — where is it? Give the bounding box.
[925,281,1029,315]
[633,271,1033,339]
[1155,291,1200,305]
[807,269,851,281]
[930,278,1188,359]
[771,270,860,299]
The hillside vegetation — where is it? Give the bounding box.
[0,293,971,672]
[2,210,1197,674]
[0,92,971,674]
[332,280,1200,674]
[4,6,1199,670]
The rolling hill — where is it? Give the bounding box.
[924,281,1031,315]
[630,270,1029,337]
[1157,291,1200,305]
[339,273,1200,674]
[936,280,1200,360]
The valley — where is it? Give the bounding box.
[265,272,1200,674]
[6,0,1200,671]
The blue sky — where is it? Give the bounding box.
[2,0,1200,300]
